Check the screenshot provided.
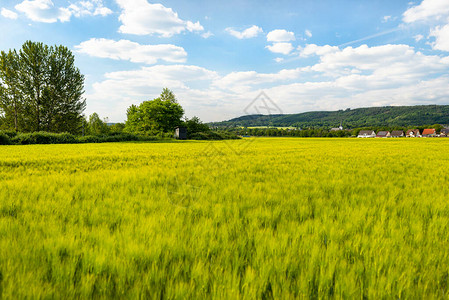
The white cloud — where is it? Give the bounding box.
[298,44,339,57]
[403,0,449,23]
[267,29,295,42]
[68,0,112,17]
[201,31,213,39]
[75,38,187,64]
[14,0,111,23]
[225,25,263,39]
[1,8,18,19]
[266,42,294,55]
[307,44,449,79]
[116,0,203,37]
[430,24,449,51]
[305,29,312,38]
[15,0,70,23]
[274,57,284,63]
[213,68,304,93]
[414,34,425,41]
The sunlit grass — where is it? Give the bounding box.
[1,138,449,298]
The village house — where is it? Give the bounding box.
[406,129,420,137]
[357,130,376,138]
[391,130,404,138]
[376,131,391,138]
[421,128,436,137]
[440,128,449,137]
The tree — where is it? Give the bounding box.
[87,113,109,135]
[185,116,210,137]
[125,89,184,135]
[0,50,22,131]
[0,41,85,133]
[42,45,85,133]
[18,41,50,132]
[110,123,125,134]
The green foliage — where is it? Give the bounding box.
[0,132,11,145]
[190,131,240,140]
[0,130,18,138]
[76,133,157,144]
[0,131,158,145]
[125,89,184,135]
[1,139,449,297]
[0,50,22,132]
[109,123,125,134]
[11,132,77,145]
[211,105,449,129]
[87,113,109,135]
[0,41,85,134]
[229,127,352,137]
[185,116,210,137]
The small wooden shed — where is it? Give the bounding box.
[174,127,187,139]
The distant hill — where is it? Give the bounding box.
[210,105,449,128]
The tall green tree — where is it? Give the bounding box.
[0,50,22,131]
[0,41,85,133]
[43,45,85,132]
[18,41,49,132]
[125,89,184,135]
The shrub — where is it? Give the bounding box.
[11,132,77,145]
[0,132,11,145]
[189,131,241,140]
[76,133,158,144]
[0,130,18,138]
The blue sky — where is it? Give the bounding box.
[1,0,449,122]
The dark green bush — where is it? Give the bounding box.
[0,130,18,138]
[76,133,158,143]
[189,131,240,140]
[2,130,236,145]
[0,132,11,145]
[11,132,77,145]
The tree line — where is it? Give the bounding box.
[225,124,446,138]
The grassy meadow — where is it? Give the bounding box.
[1,138,449,298]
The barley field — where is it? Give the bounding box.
[1,138,449,298]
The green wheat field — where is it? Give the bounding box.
[1,138,449,298]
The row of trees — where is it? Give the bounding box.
[0,41,85,133]
[225,124,447,138]
[229,127,351,137]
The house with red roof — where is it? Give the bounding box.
[422,128,436,137]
